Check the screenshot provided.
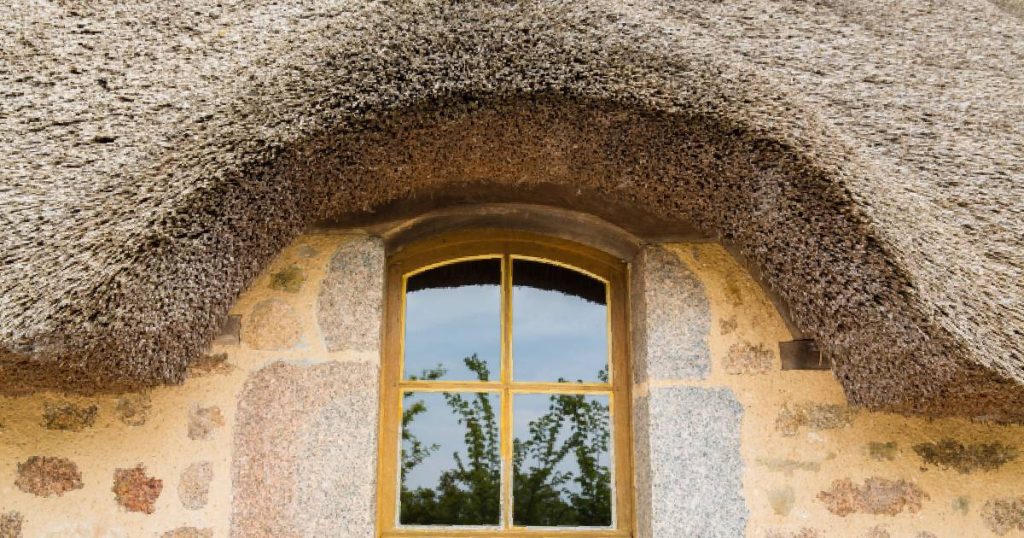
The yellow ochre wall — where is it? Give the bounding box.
[672,244,1024,538]
[0,235,1021,537]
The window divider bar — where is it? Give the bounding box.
[397,381,614,393]
[500,253,514,530]
[398,381,504,392]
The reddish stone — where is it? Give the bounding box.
[15,456,83,497]
[818,477,928,516]
[112,465,163,514]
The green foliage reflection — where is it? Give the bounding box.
[400,355,612,527]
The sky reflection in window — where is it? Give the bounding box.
[512,259,609,383]
[512,393,613,527]
[404,258,501,381]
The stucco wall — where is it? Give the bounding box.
[1,234,1022,537]
[659,244,1024,538]
[0,232,379,538]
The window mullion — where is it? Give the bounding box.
[501,252,513,389]
[500,253,514,530]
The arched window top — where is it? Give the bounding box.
[377,231,633,536]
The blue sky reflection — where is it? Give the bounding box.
[513,264,608,383]
[404,284,501,381]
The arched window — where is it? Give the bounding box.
[377,231,633,537]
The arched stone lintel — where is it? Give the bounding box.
[346,202,649,262]
[313,199,808,341]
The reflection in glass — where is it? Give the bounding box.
[512,393,613,527]
[512,259,609,383]
[404,258,501,381]
[400,390,502,526]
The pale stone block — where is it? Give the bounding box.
[232,361,379,537]
[633,386,747,537]
[317,236,385,354]
[179,461,214,510]
[630,246,711,382]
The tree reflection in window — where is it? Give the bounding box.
[400,356,612,527]
[400,357,501,526]
[513,382,611,527]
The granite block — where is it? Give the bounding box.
[317,236,385,354]
[631,246,711,382]
[242,299,301,350]
[634,386,747,537]
[231,360,379,537]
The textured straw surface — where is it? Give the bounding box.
[1,0,1022,419]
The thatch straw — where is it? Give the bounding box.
[1,1,1021,419]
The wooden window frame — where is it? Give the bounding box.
[376,230,634,538]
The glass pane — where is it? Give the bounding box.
[400,391,502,526]
[512,393,613,527]
[404,259,501,382]
[512,259,609,383]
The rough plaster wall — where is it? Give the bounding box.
[661,243,1024,537]
[1,235,1023,537]
[0,233,378,537]
[631,244,748,536]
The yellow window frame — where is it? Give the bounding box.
[376,230,634,538]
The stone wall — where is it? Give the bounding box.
[0,234,1022,537]
[631,245,748,536]
[0,233,382,537]
[642,244,1024,538]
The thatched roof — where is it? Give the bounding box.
[1,1,1022,419]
